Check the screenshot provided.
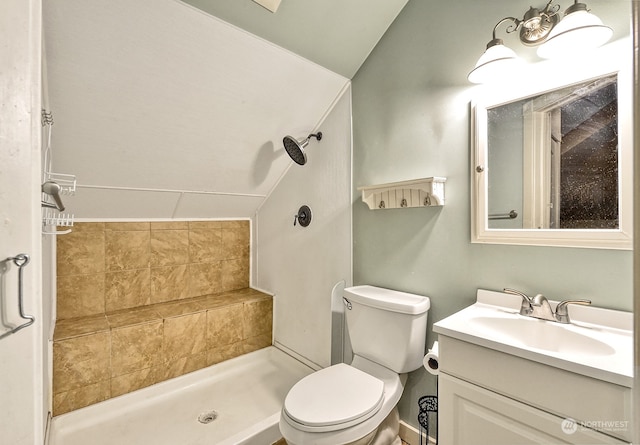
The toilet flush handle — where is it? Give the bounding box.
[343,297,352,310]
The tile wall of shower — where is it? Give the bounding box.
[52,221,272,415]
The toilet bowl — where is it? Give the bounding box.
[279,356,405,445]
[279,285,430,445]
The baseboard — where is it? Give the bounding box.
[399,420,436,445]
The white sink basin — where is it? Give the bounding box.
[469,316,616,357]
[433,289,633,387]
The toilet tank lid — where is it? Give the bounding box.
[344,285,430,314]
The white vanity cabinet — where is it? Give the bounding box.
[439,373,627,445]
[437,336,631,444]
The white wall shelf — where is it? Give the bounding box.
[358,177,446,210]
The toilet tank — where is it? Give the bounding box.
[343,285,430,374]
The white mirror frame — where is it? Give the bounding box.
[471,38,633,249]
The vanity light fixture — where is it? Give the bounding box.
[468,0,612,84]
[537,1,613,58]
[467,19,527,85]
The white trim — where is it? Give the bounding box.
[522,99,554,229]
[251,212,259,291]
[73,217,252,222]
[471,38,633,249]
[76,184,267,198]
[631,3,640,444]
[249,215,255,290]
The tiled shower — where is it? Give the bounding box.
[52,221,273,415]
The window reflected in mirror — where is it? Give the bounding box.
[487,74,618,230]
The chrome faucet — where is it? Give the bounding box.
[503,288,591,324]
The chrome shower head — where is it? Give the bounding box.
[283,132,322,165]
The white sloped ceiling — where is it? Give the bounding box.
[181,0,410,79]
[43,0,349,219]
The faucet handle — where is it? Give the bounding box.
[555,299,591,324]
[42,181,65,211]
[503,288,531,302]
[503,288,533,315]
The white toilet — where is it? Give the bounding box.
[279,285,430,445]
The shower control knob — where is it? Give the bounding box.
[294,205,312,227]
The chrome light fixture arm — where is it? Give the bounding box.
[468,0,611,83]
[490,0,560,47]
[486,17,522,49]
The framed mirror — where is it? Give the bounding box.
[471,40,632,249]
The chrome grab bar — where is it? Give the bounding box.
[489,210,518,220]
[0,254,35,339]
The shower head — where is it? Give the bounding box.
[283,132,322,165]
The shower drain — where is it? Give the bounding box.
[197,410,218,424]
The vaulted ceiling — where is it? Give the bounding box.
[43,0,408,219]
[179,0,410,79]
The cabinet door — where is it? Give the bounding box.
[439,373,628,445]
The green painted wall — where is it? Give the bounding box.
[351,0,632,431]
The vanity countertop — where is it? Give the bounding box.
[433,289,633,387]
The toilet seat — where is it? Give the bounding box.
[283,363,384,433]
